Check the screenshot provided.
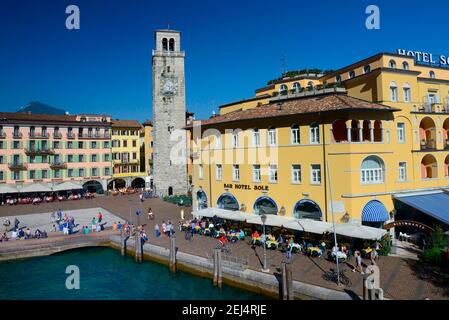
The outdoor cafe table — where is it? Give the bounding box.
[307,247,323,257]
[331,251,347,262]
[362,247,373,258]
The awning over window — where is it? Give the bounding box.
[395,192,449,225]
[362,200,389,222]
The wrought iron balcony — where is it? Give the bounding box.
[420,139,437,151]
[415,103,449,114]
[13,132,22,139]
[29,132,49,139]
[25,147,55,155]
[8,162,28,170]
[50,161,67,169]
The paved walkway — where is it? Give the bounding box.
[0,195,448,300]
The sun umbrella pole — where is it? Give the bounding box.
[326,161,340,286]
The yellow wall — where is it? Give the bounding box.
[112,127,142,178]
[191,52,449,224]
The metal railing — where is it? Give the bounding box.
[415,103,449,114]
[8,162,28,170]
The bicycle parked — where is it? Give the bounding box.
[322,268,352,287]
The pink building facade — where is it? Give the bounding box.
[0,112,112,194]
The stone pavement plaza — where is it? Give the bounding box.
[1,208,121,235]
[0,194,448,300]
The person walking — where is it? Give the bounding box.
[353,251,364,275]
[154,224,160,238]
[147,207,154,220]
[98,212,103,223]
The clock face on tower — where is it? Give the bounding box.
[160,76,178,96]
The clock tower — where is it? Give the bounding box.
[152,29,188,196]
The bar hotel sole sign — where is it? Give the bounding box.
[397,49,449,68]
[224,183,269,191]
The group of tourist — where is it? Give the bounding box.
[153,220,175,238]
[0,217,48,242]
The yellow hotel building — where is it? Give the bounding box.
[189,51,449,228]
[110,120,146,189]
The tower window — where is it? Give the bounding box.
[169,38,175,51]
[162,38,168,51]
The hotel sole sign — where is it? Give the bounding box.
[397,49,449,68]
[224,183,269,191]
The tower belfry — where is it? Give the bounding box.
[152,29,187,196]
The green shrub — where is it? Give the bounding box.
[162,194,192,207]
[379,234,391,256]
[422,247,444,265]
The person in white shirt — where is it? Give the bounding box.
[11,230,17,240]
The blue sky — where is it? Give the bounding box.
[1,0,449,122]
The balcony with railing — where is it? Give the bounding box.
[8,162,28,170]
[25,147,55,155]
[67,132,76,139]
[78,132,111,139]
[29,131,49,139]
[50,161,67,169]
[420,138,436,151]
[53,131,62,139]
[13,132,22,139]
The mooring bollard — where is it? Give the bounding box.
[285,262,294,300]
[169,235,176,273]
[121,230,127,257]
[281,262,288,300]
[135,232,142,263]
[217,248,222,288]
[213,248,222,287]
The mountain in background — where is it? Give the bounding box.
[17,101,68,115]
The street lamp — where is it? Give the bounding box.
[260,213,269,273]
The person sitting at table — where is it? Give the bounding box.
[320,241,326,253]
[277,234,285,244]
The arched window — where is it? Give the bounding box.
[419,117,436,150]
[361,156,385,184]
[307,81,314,90]
[445,155,449,177]
[402,61,409,70]
[292,82,301,93]
[349,71,355,79]
[363,65,371,74]
[390,81,398,102]
[279,84,288,94]
[162,38,168,51]
[293,199,322,220]
[336,75,342,83]
[309,123,320,144]
[362,120,371,141]
[389,59,397,69]
[196,189,208,209]
[421,154,438,179]
[429,70,436,79]
[169,38,175,51]
[253,196,278,215]
[403,83,411,102]
[332,120,347,143]
[373,120,382,142]
[217,193,239,211]
[351,120,360,142]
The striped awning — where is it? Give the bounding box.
[361,200,389,222]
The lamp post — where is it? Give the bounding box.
[260,213,269,273]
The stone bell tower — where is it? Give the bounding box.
[152,29,187,196]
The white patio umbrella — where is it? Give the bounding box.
[284,219,333,235]
[330,222,386,240]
